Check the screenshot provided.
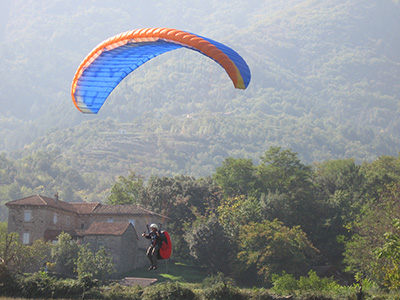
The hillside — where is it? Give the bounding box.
[1,0,400,179]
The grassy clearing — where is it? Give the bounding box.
[122,261,209,287]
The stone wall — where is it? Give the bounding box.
[83,225,139,275]
[7,205,79,244]
[85,214,165,250]
[120,225,138,271]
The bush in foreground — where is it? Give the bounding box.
[0,264,18,296]
[15,271,101,299]
[7,270,400,300]
[271,271,339,296]
[141,281,195,300]
[19,271,58,299]
[103,283,143,300]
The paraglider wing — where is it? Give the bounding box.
[71,28,251,114]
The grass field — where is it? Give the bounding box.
[122,261,209,287]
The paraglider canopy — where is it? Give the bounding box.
[71,27,251,114]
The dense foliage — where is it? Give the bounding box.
[0,0,399,182]
[95,146,400,291]
[3,146,400,290]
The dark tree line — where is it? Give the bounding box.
[106,146,400,288]
[2,146,400,288]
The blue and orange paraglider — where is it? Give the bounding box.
[71,27,251,114]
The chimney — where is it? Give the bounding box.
[55,192,59,202]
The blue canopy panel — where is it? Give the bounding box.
[74,41,182,114]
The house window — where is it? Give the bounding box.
[24,210,32,222]
[129,219,135,226]
[22,232,30,245]
[107,218,114,223]
[53,213,58,224]
[66,216,70,227]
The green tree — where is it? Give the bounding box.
[213,157,258,198]
[13,239,52,273]
[217,195,261,238]
[0,232,24,273]
[361,155,400,198]
[0,223,51,275]
[312,159,366,264]
[51,232,79,276]
[343,183,400,286]
[75,245,115,282]
[376,218,400,289]
[185,216,233,274]
[107,170,146,205]
[257,147,313,195]
[256,147,318,234]
[146,175,181,215]
[0,153,16,186]
[237,219,319,282]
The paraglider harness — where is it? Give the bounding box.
[145,224,171,260]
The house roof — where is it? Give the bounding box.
[83,222,133,236]
[5,195,167,219]
[71,202,101,214]
[91,204,159,216]
[5,195,77,213]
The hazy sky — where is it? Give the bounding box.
[0,0,12,41]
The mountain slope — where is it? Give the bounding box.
[1,0,399,179]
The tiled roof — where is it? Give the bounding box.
[83,222,132,236]
[5,195,77,213]
[5,195,167,219]
[91,204,158,215]
[71,202,100,214]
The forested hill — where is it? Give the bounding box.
[0,0,399,179]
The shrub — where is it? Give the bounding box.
[103,283,143,300]
[17,271,102,299]
[271,270,339,296]
[142,281,195,300]
[244,288,275,300]
[271,272,298,295]
[0,264,19,296]
[201,272,235,288]
[51,232,79,277]
[298,271,339,292]
[81,288,104,300]
[52,278,86,298]
[78,272,98,292]
[330,285,358,300]
[76,245,115,282]
[201,282,244,300]
[20,271,57,298]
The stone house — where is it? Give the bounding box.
[5,194,167,274]
[80,222,139,274]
